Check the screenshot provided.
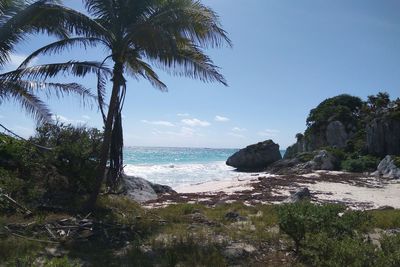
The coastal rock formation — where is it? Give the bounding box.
[226,140,282,171]
[269,150,337,174]
[123,175,176,203]
[326,121,348,148]
[373,155,400,179]
[366,118,400,157]
[306,150,336,171]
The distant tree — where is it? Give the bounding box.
[366,92,391,111]
[306,94,363,128]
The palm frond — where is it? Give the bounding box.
[18,37,108,69]
[1,61,111,81]
[0,79,52,123]
[0,1,108,67]
[145,40,227,86]
[125,51,167,91]
[126,0,232,49]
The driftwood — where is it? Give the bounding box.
[0,193,33,216]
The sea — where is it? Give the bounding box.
[123,147,286,189]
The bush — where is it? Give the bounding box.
[300,233,377,267]
[341,155,380,172]
[0,123,103,207]
[278,202,370,253]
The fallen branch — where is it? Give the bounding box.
[0,193,33,216]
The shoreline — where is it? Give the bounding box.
[143,171,400,210]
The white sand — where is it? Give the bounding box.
[174,173,277,194]
[303,181,400,209]
[173,171,400,209]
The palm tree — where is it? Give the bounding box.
[0,0,109,122]
[20,0,231,208]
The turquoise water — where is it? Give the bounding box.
[123,147,285,188]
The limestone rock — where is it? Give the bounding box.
[123,175,176,203]
[373,155,400,179]
[222,242,256,259]
[326,121,348,148]
[226,140,282,171]
[367,118,400,157]
[285,188,311,203]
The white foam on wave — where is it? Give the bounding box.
[124,161,258,189]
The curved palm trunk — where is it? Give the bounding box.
[86,61,124,210]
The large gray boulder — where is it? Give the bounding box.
[226,140,282,171]
[326,121,348,148]
[307,150,337,171]
[123,175,176,203]
[373,155,400,179]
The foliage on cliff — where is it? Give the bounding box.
[288,92,400,172]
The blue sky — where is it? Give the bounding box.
[0,0,399,149]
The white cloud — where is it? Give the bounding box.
[52,115,86,124]
[232,127,247,132]
[141,120,174,127]
[181,118,210,127]
[214,115,230,122]
[177,113,190,117]
[257,129,280,137]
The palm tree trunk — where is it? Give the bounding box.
[86,61,124,210]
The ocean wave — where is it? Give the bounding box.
[124,161,254,189]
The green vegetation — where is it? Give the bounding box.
[341,155,380,172]
[278,202,400,267]
[0,124,102,209]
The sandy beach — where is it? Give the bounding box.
[147,171,400,210]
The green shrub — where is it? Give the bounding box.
[278,202,370,253]
[0,123,103,207]
[377,234,400,267]
[341,155,380,172]
[300,233,377,267]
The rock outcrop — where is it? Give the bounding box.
[285,187,311,203]
[123,175,176,203]
[226,140,282,171]
[326,121,349,148]
[373,155,400,179]
[366,118,400,157]
[268,150,337,174]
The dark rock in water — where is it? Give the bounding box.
[226,140,282,171]
[367,118,400,157]
[285,188,311,203]
[123,174,176,203]
[372,155,400,179]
